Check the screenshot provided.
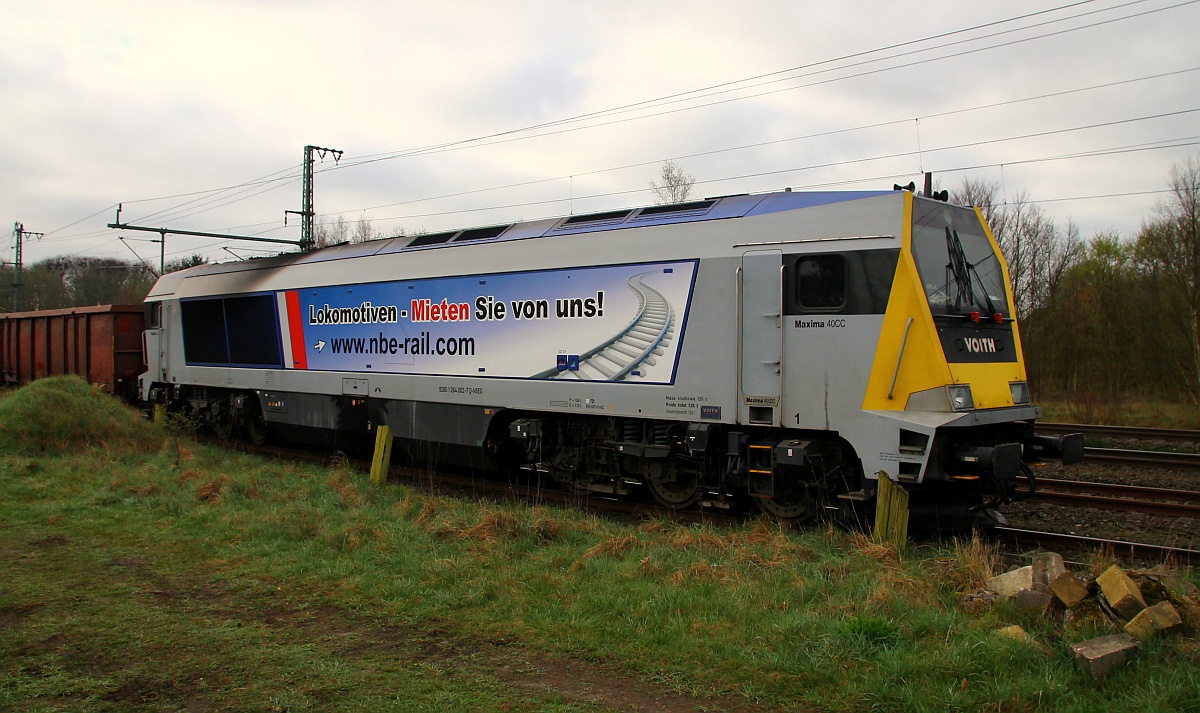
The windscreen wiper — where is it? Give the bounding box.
[945,227,1000,318]
[945,227,976,311]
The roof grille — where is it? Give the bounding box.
[453,225,510,242]
[634,200,716,218]
[561,209,632,226]
[406,231,459,247]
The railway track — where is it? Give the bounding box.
[1078,447,1200,470]
[1035,423,1200,470]
[990,526,1200,565]
[540,272,675,382]
[1037,422,1200,443]
[1029,478,1200,518]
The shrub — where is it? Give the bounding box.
[0,376,158,455]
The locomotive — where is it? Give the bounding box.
[139,188,1082,526]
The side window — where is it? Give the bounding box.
[144,302,162,329]
[179,294,282,367]
[796,255,846,311]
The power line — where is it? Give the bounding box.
[315,110,1200,228]
[109,0,1190,232]
[332,0,1127,168]
[313,67,1199,222]
[35,0,1199,256]
[323,0,1194,173]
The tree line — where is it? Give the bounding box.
[1011,156,1200,403]
[0,255,205,313]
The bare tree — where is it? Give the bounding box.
[314,215,350,248]
[351,213,381,243]
[649,160,696,205]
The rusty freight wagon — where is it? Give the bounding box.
[0,304,145,398]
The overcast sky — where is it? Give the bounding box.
[3,0,1198,268]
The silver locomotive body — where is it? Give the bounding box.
[141,190,1079,525]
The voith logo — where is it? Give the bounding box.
[962,337,998,353]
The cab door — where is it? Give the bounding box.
[740,250,783,425]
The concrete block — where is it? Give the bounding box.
[1050,571,1091,609]
[1033,552,1067,587]
[988,566,1033,599]
[1096,565,1147,620]
[1069,634,1139,680]
[1124,601,1183,640]
[1011,587,1054,612]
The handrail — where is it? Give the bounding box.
[888,317,913,400]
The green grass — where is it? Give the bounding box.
[3,377,1200,711]
[1038,396,1200,429]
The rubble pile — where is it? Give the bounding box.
[968,554,1199,680]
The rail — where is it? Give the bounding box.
[1029,479,1200,518]
[990,526,1200,565]
[1081,447,1200,471]
[1037,422,1200,443]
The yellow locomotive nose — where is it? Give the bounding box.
[864,195,1029,414]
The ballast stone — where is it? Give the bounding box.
[1096,565,1148,620]
[1124,601,1183,640]
[1069,634,1139,680]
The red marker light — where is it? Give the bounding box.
[970,311,980,323]
[993,312,1003,324]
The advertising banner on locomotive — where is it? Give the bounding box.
[269,260,698,383]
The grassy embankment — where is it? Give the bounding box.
[2,376,1199,712]
[1038,397,1200,430]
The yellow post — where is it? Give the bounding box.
[873,471,909,553]
[370,424,393,485]
[153,404,166,425]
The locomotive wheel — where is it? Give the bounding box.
[755,483,818,523]
[211,412,235,440]
[646,474,702,509]
[245,410,269,445]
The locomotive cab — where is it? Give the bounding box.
[853,194,1081,526]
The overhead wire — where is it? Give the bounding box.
[38,0,1199,259]
[320,109,1200,228]
[103,0,1190,233]
[322,0,1193,173]
[312,67,1199,221]
[88,135,1199,265]
[330,0,1127,167]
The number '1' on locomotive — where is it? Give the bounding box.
[140,188,1083,526]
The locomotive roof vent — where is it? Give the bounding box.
[406,230,460,248]
[559,209,633,227]
[453,224,511,242]
[630,199,716,221]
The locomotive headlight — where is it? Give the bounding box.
[1010,381,1031,405]
[947,384,974,412]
